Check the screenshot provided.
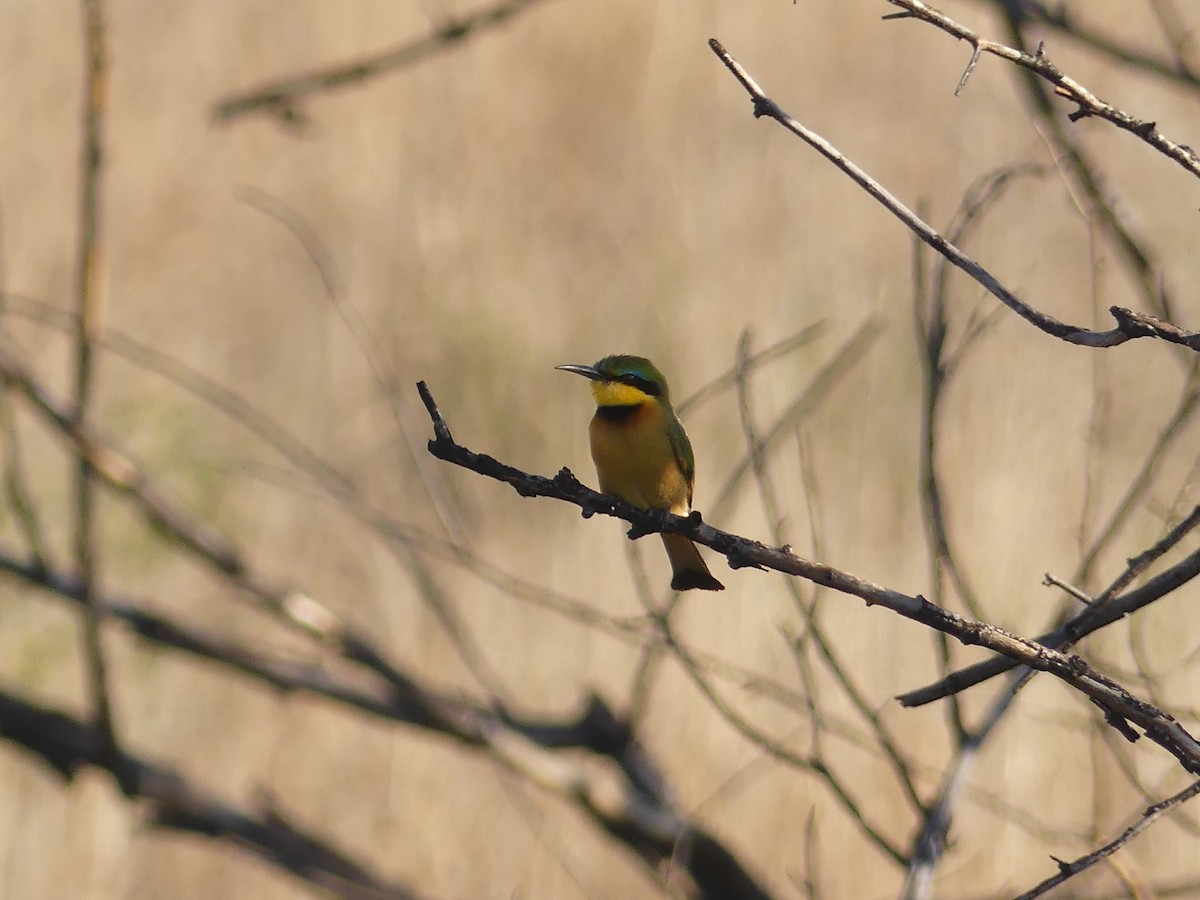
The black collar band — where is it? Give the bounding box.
[595,404,642,423]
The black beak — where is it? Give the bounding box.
[555,364,605,382]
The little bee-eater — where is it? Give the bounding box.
[557,355,725,592]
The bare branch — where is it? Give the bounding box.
[709,320,882,524]
[708,37,1200,352]
[1042,573,1095,607]
[884,0,1200,181]
[658,608,907,865]
[0,386,48,570]
[418,381,1200,776]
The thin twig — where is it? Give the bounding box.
[1012,779,1200,899]
[0,210,48,572]
[1075,379,1200,585]
[917,168,1040,619]
[0,339,464,724]
[0,306,828,743]
[235,186,468,546]
[707,37,1200,352]
[1145,0,1199,76]
[676,321,826,416]
[72,0,122,788]
[1043,573,1095,607]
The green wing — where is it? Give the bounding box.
[667,414,696,507]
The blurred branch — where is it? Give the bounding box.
[234,186,467,544]
[0,337,503,751]
[883,0,1200,181]
[0,223,48,574]
[731,333,925,818]
[263,463,891,748]
[0,547,774,900]
[26,340,488,719]
[709,319,882,524]
[0,386,48,571]
[915,167,1038,622]
[992,3,1183,334]
[0,687,423,900]
[235,187,508,702]
[1075,378,1200,585]
[0,342,333,627]
[904,169,1053,899]
[993,0,1200,590]
[658,606,907,866]
[72,0,121,785]
[0,296,356,492]
[675,321,826,416]
[214,0,554,126]
[707,37,1200,352]
[484,697,775,900]
[418,381,1200,775]
[1145,0,1199,76]
[1012,779,1200,899]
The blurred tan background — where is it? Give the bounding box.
[1,1,1199,897]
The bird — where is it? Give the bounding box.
[556,354,725,592]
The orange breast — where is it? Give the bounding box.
[588,405,690,513]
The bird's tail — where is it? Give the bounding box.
[662,534,725,591]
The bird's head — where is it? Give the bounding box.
[556,355,670,408]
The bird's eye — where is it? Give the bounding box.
[618,373,661,396]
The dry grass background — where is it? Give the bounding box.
[1,1,1199,897]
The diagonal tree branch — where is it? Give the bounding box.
[417,380,1200,776]
[214,0,555,126]
[706,37,1200,352]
